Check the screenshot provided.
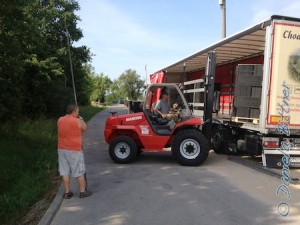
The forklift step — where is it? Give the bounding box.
[232,116,259,124]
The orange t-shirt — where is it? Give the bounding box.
[57,115,82,151]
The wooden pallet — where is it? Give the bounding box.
[232,116,259,124]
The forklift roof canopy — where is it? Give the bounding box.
[158,15,300,74]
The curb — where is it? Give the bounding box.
[228,155,299,184]
[37,183,64,225]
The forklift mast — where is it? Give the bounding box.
[203,51,216,140]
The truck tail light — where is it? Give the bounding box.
[263,137,279,148]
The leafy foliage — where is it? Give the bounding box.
[112,69,145,101]
[0,0,91,121]
[0,118,58,224]
[89,73,112,103]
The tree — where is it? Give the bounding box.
[105,81,120,103]
[0,0,92,120]
[89,73,112,103]
[0,0,31,120]
[21,0,92,116]
[115,69,145,100]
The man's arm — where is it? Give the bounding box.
[78,117,87,132]
[155,108,167,118]
[154,100,167,118]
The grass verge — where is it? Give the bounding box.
[0,105,105,225]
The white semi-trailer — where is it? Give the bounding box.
[151,15,300,167]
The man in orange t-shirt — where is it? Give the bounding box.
[57,105,92,199]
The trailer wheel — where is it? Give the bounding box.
[172,130,209,166]
[211,130,224,154]
[109,136,137,163]
[211,125,238,154]
[211,124,227,154]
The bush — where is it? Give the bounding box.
[0,119,57,224]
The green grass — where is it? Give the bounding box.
[0,105,105,225]
[79,105,106,121]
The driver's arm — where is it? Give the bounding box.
[154,101,167,118]
[155,108,167,118]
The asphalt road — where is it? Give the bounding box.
[50,105,300,225]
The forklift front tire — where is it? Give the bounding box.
[172,130,209,166]
[109,136,137,164]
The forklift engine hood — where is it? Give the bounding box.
[106,112,145,126]
[104,112,146,143]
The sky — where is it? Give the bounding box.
[74,0,300,81]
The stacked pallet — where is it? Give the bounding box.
[233,64,263,119]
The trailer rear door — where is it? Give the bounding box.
[267,19,300,129]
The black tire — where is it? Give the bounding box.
[211,127,224,154]
[211,125,235,154]
[172,130,209,166]
[109,136,137,163]
[136,148,143,156]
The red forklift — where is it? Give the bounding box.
[104,52,217,166]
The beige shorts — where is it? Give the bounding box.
[58,150,86,177]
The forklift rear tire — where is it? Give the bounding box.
[172,130,209,166]
[109,136,137,164]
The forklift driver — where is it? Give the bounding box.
[154,92,179,123]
